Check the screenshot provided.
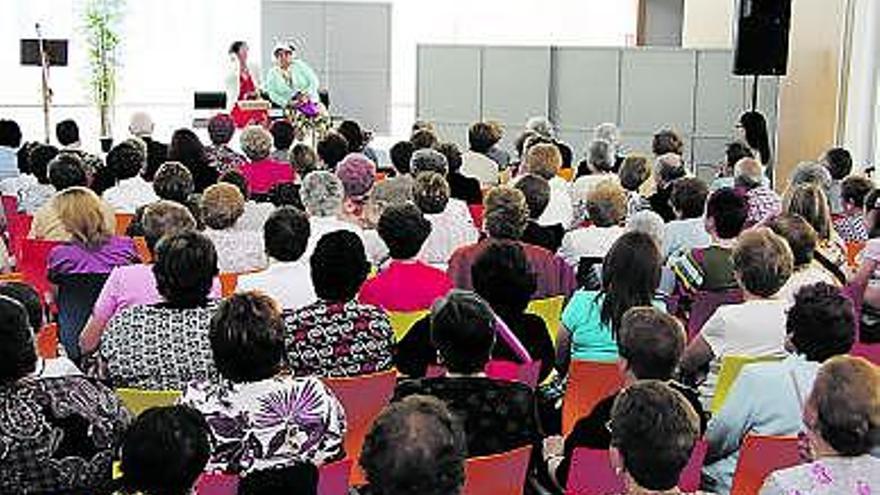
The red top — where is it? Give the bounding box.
[231,67,267,128]
[238,69,256,100]
[359,260,454,312]
[239,159,295,195]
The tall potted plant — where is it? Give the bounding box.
[82,0,125,151]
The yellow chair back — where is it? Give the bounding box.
[116,388,182,417]
[527,295,565,343]
[387,310,430,341]
[711,355,783,413]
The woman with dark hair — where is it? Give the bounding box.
[283,230,394,377]
[737,111,772,166]
[169,128,219,192]
[0,294,130,493]
[225,40,266,128]
[205,113,248,174]
[181,292,346,474]
[557,231,663,368]
[759,356,880,494]
[97,230,220,390]
[338,119,380,163]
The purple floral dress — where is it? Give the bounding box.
[180,374,346,474]
[760,456,880,495]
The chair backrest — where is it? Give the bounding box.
[1,194,18,218]
[566,440,708,495]
[219,272,238,297]
[485,360,542,388]
[197,472,239,495]
[558,168,574,182]
[115,388,182,417]
[562,360,625,436]
[115,213,135,236]
[7,214,32,259]
[526,295,565,343]
[318,458,353,495]
[730,434,800,495]
[322,369,398,486]
[711,355,783,414]
[54,272,110,359]
[468,204,485,229]
[18,239,61,297]
[846,241,866,268]
[462,445,532,495]
[35,322,59,359]
[687,288,744,339]
[851,342,880,365]
[387,309,429,341]
[132,236,151,263]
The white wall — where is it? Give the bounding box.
[682,0,733,48]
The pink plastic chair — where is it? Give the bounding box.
[196,472,239,495]
[318,458,353,495]
[485,360,542,388]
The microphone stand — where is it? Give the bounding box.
[36,23,53,144]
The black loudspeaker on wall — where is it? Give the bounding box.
[733,0,792,76]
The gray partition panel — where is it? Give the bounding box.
[620,49,696,135]
[262,2,327,72]
[417,46,482,124]
[481,47,551,125]
[552,48,620,129]
[325,3,390,72]
[695,51,745,137]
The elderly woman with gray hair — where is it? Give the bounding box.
[301,170,365,259]
[735,157,782,227]
[200,183,267,273]
[238,125,295,197]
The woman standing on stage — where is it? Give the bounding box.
[225,41,266,128]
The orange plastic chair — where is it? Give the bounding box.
[35,322,59,359]
[557,168,574,182]
[846,241,866,268]
[322,369,398,486]
[0,272,24,283]
[219,272,239,297]
[562,360,625,436]
[566,440,707,494]
[729,434,800,495]
[462,445,532,495]
[115,213,135,236]
[132,236,151,263]
[318,458,353,495]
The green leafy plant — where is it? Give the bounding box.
[81,0,125,138]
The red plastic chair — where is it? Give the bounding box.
[18,239,61,299]
[562,360,625,436]
[468,204,485,229]
[485,360,541,388]
[318,458,353,495]
[462,445,532,495]
[322,369,398,486]
[729,434,800,495]
[7,213,32,260]
[565,440,706,495]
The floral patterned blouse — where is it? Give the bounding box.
[180,374,346,474]
[282,300,395,378]
[0,376,131,493]
[760,456,880,495]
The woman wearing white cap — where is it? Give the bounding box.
[225,41,266,127]
[264,42,320,108]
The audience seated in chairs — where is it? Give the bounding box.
[29,152,115,241]
[218,169,273,231]
[447,186,576,299]
[547,307,706,488]
[852,188,880,342]
[647,152,686,222]
[834,174,873,243]
[356,395,467,495]
[0,142,57,213]
[290,142,319,178]
[283,230,394,378]
[710,141,753,191]
[168,128,219,193]
[606,381,707,495]
[269,119,296,165]
[413,172,479,269]
[461,122,501,187]
[336,152,377,229]
[181,291,346,474]
[573,139,619,206]
[360,203,452,312]
[114,405,210,495]
[663,177,710,260]
[0,118,22,180]
[617,153,652,217]
[238,125,295,197]
[56,119,110,192]
[821,146,853,215]
[95,230,220,390]
[128,111,169,181]
[237,206,316,310]
[524,142,573,229]
[557,231,664,367]
[767,214,841,304]
[102,139,159,213]
[300,170,365,258]
[80,201,218,355]
[316,131,350,170]
[758,355,880,494]
[0,294,130,493]
[784,183,847,270]
[125,161,199,236]
[46,187,141,358]
[704,282,856,494]
[436,141,482,206]
[516,174,564,253]
[204,113,247,175]
[411,148,474,227]
[680,228,793,407]
[559,180,628,269]
[200,182,267,273]
[338,119,380,164]
[394,289,542,457]
[735,157,780,227]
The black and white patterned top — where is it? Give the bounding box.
[0,376,131,493]
[100,302,220,390]
[282,300,395,378]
